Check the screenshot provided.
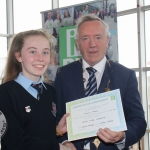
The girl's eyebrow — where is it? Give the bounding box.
[27,47,37,50]
[27,47,50,50]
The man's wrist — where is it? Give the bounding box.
[56,126,63,136]
[63,141,72,145]
[116,131,125,143]
[59,144,71,150]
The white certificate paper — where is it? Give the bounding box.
[66,89,127,141]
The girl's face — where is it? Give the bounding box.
[57,13,60,19]
[47,12,51,19]
[65,10,69,17]
[85,5,88,10]
[15,35,50,82]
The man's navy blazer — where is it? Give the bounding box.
[54,59,146,150]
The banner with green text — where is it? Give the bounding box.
[59,26,81,66]
[40,0,117,84]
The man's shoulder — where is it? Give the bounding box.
[58,60,81,72]
[109,61,135,79]
[110,61,134,72]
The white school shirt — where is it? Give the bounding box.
[53,19,61,34]
[44,19,54,35]
[82,56,106,90]
[61,17,73,27]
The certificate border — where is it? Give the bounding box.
[66,89,127,141]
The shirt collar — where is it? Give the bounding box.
[82,56,107,73]
[15,72,47,90]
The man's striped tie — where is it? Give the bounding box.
[83,67,97,148]
[85,67,97,96]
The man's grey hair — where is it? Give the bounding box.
[76,14,110,39]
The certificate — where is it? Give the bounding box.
[66,89,127,141]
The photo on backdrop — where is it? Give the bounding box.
[41,0,117,85]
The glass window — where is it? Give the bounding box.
[59,0,90,7]
[145,0,150,6]
[0,58,7,80]
[0,37,7,78]
[0,37,7,58]
[117,13,138,68]
[59,0,137,11]
[0,0,7,34]
[13,0,52,33]
[0,37,7,80]
[149,133,150,150]
[147,71,150,128]
[145,10,150,67]
[136,72,139,90]
[117,0,136,12]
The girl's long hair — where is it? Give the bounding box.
[2,30,51,84]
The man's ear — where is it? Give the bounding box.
[15,52,22,62]
[75,40,79,50]
[106,37,109,49]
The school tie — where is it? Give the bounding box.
[85,67,97,96]
[31,83,43,100]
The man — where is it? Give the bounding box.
[54,14,146,150]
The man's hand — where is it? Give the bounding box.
[63,141,76,150]
[97,128,125,143]
[57,113,69,135]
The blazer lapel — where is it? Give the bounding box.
[72,60,85,98]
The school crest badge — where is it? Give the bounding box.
[25,106,31,113]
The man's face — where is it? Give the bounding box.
[76,20,109,66]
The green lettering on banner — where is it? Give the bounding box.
[59,26,81,66]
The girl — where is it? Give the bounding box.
[61,9,73,27]
[53,12,62,35]
[0,30,75,150]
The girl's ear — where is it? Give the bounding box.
[15,52,22,62]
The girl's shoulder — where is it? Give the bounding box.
[0,80,16,89]
[0,80,25,93]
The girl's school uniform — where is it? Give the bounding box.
[0,78,59,150]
